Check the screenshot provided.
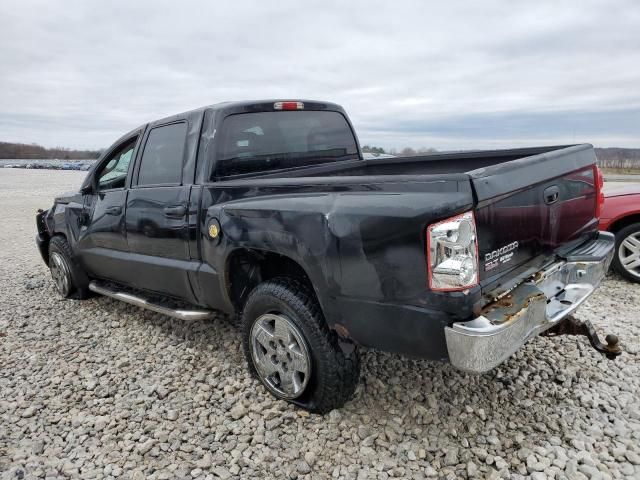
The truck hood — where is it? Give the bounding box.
[54,190,82,204]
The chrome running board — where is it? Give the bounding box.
[88,281,215,321]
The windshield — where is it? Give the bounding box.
[214,111,359,177]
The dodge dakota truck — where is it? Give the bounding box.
[36,100,619,412]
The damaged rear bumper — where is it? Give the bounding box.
[445,231,615,373]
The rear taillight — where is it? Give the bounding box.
[427,211,479,291]
[274,101,304,111]
[594,165,605,219]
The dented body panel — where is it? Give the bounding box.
[193,176,476,359]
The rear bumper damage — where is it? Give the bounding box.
[445,231,616,373]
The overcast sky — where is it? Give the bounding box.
[1,0,639,151]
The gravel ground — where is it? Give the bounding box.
[1,169,639,480]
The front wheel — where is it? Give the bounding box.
[611,223,640,283]
[241,277,360,413]
[48,236,90,299]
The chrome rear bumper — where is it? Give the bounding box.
[445,232,615,373]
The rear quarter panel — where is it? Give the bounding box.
[196,176,476,356]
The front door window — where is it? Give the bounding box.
[97,137,137,190]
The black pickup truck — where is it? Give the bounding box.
[36,100,618,412]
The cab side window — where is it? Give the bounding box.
[97,137,137,191]
[137,122,187,186]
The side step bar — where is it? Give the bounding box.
[88,281,215,321]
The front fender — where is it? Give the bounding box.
[50,192,85,248]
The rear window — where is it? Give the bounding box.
[214,111,358,177]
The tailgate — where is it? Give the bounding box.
[470,144,599,290]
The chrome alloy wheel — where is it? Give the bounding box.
[50,252,71,296]
[619,232,640,280]
[249,313,311,399]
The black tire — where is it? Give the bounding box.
[611,223,640,283]
[48,236,91,299]
[241,277,360,413]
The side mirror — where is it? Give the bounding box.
[81,181,95,195]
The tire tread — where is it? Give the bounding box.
[49,235,90,299]
[241,276,359,413]
[611,223,640,283]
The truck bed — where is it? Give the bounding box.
[259,144,596,201]
[248,143,600,301]
[304,145,568,177]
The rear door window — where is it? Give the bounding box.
[214,111,358,177]
[137,122,187,186]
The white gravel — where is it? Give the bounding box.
[1,169,639,480]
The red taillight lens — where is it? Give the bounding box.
[426,211,479,291]
[594,165,605,219]
[274,101,304,111]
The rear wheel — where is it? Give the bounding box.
[241,277,360,413]
[612,223,640,283]
[48,236,90,299]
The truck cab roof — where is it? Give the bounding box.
[147,99,346,129]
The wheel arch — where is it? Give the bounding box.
[225,248,325,315]
[47,232,69,258]
[607,213,640,234]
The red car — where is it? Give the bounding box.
[600,183,640,282]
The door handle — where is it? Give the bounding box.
[105,206,122,215]
[163,205,186,218]
[544,186,560,205]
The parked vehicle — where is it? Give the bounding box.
[36,100,617,412]
[600,184,640,282]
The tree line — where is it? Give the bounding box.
[362,144,640,170]
[594,148,640,170]
[362,145,438,156]
[2,140,639,170]
[0,142,101,160]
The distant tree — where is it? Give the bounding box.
[361,145,386,154]
[417,147,438,154]
[393,147,438,156]
[400,147,416,156]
